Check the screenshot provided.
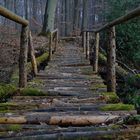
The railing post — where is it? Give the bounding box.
[82,31,86,54]
[55,31,58,52]
[107,26,116,92]
[28,31,38,76]
[19,25,28,88]
[49,33,53,60]
[93,32,99,73]
[86,32,90,59]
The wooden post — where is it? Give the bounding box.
[54,31,58,52]
[49,33,53,60]
[82,32,86,54]
[19,25,28,88]
[107,26,116,92]
[28,31,38,76]
[86,32,90,59]
[93,32,99,73]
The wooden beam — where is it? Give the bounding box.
[54,30,59,52]
[82,32,86,54]
[86,32,90,59]
[49,33,53,60]
[95,7,140,32]
[93,32,99,73]
[28,31,38,76]
[0,6,28,26]
[19,26,28,88]
[107,27,116,92]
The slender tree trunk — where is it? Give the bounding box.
[73,0,79,31]
[32,0,37,21]
[65,0,70,36]
[82,0,88,30]
[24,0,29,20]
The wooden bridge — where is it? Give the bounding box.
[0,6,140,140]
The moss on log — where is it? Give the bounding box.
[11,52,49,86]
[100,103,134,111]
[98,53,128,78]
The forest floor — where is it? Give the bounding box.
[0,42,140,140]
[0,25,49,83]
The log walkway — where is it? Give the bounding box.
[0,42,138,140]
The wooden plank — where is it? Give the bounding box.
[93,32,99,73]
[95,7,140,32]
[49,33,53,60]
[0,6,28,26]
[86,32,90,59]
[82,32,86,54]
[82,7,140,33]
[107,27,116,92]
[28,31,38,76]
[19,26,28,88]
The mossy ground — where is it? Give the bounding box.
[102,92,120,103]
[28,79,45,88]
[90,84,106,90]
[100,103,134,111]
[11,52,49,86]
[0,84,16,102]
[20,88,47,96]
[124,115,140,125]
[7,125,22,132]
[81,67,94,75]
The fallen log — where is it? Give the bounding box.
[98,53,128,78]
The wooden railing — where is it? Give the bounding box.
[0,6,59,88]
[82,7,140,93]
[0,6,29,88]
[49,29,59,60]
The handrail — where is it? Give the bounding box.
[81,7,140,93]
[0,6,28,26]
[82,7,140,33]
[0,6,29,88]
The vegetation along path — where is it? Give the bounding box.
[0,42,139,139]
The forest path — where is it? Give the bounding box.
[0,42,137,139]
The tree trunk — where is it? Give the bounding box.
[73,0,79,31]
[24,0,29,20]
[65,0,70,36]
[19,26,28,88]
[81,0,88,30]
[42,0,57,33]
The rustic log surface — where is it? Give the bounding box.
[0,42,137,139]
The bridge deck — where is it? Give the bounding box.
[0,43,138,139]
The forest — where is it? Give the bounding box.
[0,0,140,139]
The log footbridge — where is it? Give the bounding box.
[0,6,140,140]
